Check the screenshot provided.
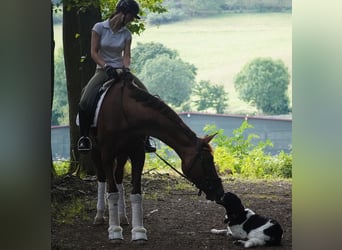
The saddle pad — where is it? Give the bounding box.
[76,86,110,127]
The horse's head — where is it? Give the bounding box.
[183,134,224,201]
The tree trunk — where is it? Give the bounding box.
[51,2,57,178]
[63,1,101,176]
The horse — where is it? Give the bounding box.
[89,73,224,243]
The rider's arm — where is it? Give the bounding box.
[123,38,131,68]
[90,30,106,68]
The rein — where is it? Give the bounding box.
[153,152,188,180]
[153,150,204,196]
[152,138,203,183]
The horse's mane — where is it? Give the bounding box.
[126,80,197,140]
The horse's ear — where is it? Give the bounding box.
[203,133,217,143]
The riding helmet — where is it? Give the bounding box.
[116,0,140,19]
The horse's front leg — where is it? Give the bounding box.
[102,151,123,242]
[115,155,129,225]
[130,147,147,242]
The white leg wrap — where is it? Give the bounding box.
[116,183,129,225]
[130,194,147,241]
[93,181,106,224]
[107,192,123,240]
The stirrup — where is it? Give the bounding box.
[77,136,92,152]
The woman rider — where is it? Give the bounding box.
[77,0,155,153]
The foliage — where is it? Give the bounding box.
[146,0,226,25]
[132,42,197,108]
[234,57,291,115]
[183,0,226,16]
[147,8,186,25]
[52,48,69,125]
[222,0,292,12]
[146,0,291,25]
[272,151,292,178]
[131,42,179,75]
[53,161,70,175]
[193,80,229,114]
[203,121,292,179]
[139,54,197,107]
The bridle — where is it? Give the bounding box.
[186,141,222,197]
[154,139,222,197]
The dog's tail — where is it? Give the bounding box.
[210,229,228,236]
[265,222,283,245]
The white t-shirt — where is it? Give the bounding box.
[92,20,132,68]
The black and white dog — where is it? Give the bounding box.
[211,192,283,248]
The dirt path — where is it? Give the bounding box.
[51,173,291,249]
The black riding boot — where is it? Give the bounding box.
[145,136,156,153]
[77,109,92,152]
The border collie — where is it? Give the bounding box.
[211,192,283,248]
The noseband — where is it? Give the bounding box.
[183,141,222,197]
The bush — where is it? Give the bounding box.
[204,121,292,179]
[53,161,69,176]
[147,9,187,25]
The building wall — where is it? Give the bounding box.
[51,113,292,160]
[179,113,292,155]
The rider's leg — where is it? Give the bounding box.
[77,108,92,151]
[77,69,108,152]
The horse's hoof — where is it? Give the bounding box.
[132,239,147,245]
[131,227,147,241]
[108,226,124,241]
[109,239,123,244]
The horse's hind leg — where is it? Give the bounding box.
[130,148,147,242]
[115,155,129,225]
[92,149,106,225]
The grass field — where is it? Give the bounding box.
[54,12,291,114]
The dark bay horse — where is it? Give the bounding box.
[90,74,224,243]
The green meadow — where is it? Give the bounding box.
[54,12,291,114]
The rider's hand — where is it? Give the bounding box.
[122,68,131,77]
[104,65,119,79]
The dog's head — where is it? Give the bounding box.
[216,192,246,223]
